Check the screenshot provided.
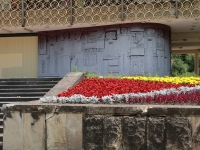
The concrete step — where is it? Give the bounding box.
[0,81,59,85]
[0,84,56,89]
[0,134,3,142]
[0,113,3,119]
[0,78,61,82]
[0,126,3,134]
[0,92,46,97]
[0,141,2,150]
[0,77,62,149]
[0,102,25,107]
[0,119,2,127]
[0,98,40,106]
[0,88,51,93]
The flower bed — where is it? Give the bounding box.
[40,76,200,105]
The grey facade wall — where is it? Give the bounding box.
[38,23,171,77]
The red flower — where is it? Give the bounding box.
[57,78,195,101]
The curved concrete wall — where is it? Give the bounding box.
[38,23,171,77]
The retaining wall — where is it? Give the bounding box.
[3,103,200,150]
[2,72,200,150]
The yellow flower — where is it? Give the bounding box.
[122,76,200,85]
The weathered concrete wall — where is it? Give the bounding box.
[38,23,171,77]
[3,104,200,150]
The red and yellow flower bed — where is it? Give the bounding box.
[40,76,200,104]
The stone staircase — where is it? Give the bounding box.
[0,78,62,149]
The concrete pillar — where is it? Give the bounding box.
[194,51,199,75]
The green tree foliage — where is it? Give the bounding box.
[172,54,189,76]
[185,54,194,72]
[171,54,199,76]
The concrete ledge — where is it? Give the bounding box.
[2,103,200,116]
[44,72,85,97]
[4,106,200,150]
